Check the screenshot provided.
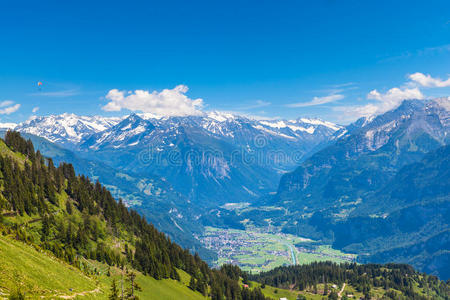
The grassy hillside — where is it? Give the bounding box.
[0,234,207,299]
[0,234,95,298]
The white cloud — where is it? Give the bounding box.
[409,72,450,87]
[103,85,203,116]
[0,103,20,115]
[32,107,40,113]
[333,104,379,121]
[0,100,14,107]
[367,87,424,102]
[333,87,424,121]
[287,94,344,108]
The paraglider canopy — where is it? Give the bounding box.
[37,81,43,86]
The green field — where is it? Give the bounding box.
[200,226,356,273]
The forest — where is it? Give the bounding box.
[250,262,450,299]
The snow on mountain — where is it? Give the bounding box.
[73,111,343,206]
[14,110,343,153]
[15,113,122,146]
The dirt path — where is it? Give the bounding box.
[57,287,101,299]
[338,283,346,299]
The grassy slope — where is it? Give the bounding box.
[0,234,95,298]
[0,234,207,299]
[0,140,26,165]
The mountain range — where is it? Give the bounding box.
[8,112,342,260]
[5,97,450,279]
[14,112,342,206]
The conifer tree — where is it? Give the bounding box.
[109,279,119,300]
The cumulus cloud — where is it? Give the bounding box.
[409,72,450,87]
[333,104,379,120]
[333,87,424,121]
[103,85,203,116]
[32,107,40,113]
[367,87,424,103]
[0,101,20,115]
[287,94,344,108]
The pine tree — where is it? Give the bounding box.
[189,276,196,290]
[66,200,73,215]
[126,272,139,299]
[109,279,119,300]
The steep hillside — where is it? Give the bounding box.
[265,99,450,279]
[0,234,209,299]
[0,131,268,300]
[332,145,450,279]
[2,131,215,262]
[276,99,448,211]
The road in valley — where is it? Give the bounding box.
[285,243,297,265]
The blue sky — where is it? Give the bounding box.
[0,0,449,124]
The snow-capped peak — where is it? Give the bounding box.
[15,114,122,145]
[206,111,237,122]
[137,112,165,120]
[297,118,342,131]
[14,111,343,150]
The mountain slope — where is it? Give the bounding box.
[0,234,210,299]
[331,145,450,279]
[0,234,97,298]
[0,131,268,299]
[0,131,216,262]
[267,99,450,279]
[15,112,342,207]
[75,113,341,206]
[276,99,449,211]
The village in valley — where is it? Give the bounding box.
[199,226,356,274]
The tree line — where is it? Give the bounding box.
[250,261,449,299]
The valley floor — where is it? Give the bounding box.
[199,226,356,273]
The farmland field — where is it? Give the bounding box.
[199,226,356,273]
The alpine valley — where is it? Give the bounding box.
[6,97,450,282]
